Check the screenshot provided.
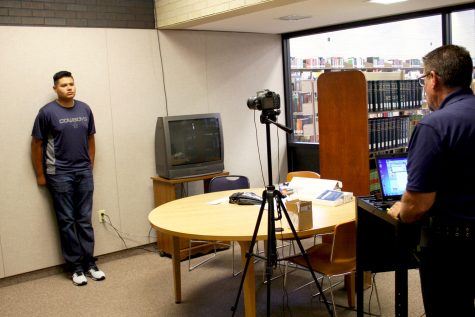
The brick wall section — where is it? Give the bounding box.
[0,0,156,29]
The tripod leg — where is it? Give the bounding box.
[231,191,267,317]
[275,190,334,316]
[238,241,256,317]
[265,188,277,317]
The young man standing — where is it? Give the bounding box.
[31,71,105,286]
[388,45,475,316]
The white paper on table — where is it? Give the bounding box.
[287,177,342,201]
[207,197,228,205]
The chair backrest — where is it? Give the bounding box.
[330,220,356,264]
[286,171,320,182]
[208,175,250,192]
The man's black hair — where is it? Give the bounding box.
[53,71,73,85]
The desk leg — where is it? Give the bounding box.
[172,236,182,303]
[356,269,364,317]
[395,268,408,317]
[238,241,256,317]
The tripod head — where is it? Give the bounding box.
[260,109,293,135]
[255,102,292,187]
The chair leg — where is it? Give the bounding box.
[328,276,338,317]
[372,273,382,315]
[232,241,243,276]
[283,259,288,286]
[232,241,236,275]
[188,240,217,271]
[284,261,324,294]
[344,272,356,308]
[232,241,261,277]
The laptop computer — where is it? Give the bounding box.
[375,152,408,208]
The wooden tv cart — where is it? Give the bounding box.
[151,171,229,260]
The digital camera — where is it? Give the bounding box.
[247,89,280,111]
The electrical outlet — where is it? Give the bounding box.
[97,210,105,223]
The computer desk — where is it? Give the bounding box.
[148,189,356,317]
[356,197,420,317]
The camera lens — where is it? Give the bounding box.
[247,97,259,110]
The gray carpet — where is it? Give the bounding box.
[0,243,425,317]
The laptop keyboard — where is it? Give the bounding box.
[360,195,396,211]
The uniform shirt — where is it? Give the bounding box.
[406,88,475,220]
[32,100,96,175]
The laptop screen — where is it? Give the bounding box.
[375,153,408,201]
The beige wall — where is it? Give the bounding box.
[159,30,287,195]
[0,27,285,278]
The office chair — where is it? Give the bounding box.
[208,175,250,192]
[286,170,321,182]
[188,175,250,274]
[284,220,381,316]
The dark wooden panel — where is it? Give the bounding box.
[318,70,370,196]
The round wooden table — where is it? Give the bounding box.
[148,188,356,317]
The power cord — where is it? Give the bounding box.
[102,213,159,254]
[276,125,281,184]
[368,273,376,315]
[103,214,127,248]
[253,109,284,186]
[155,30,169,116]
[253,110,266,187]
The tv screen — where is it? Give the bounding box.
[155,113,224,179]
[169,118,221,166]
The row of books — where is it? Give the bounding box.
[291,56,423,69]
[291,77,317,93]
[368,116,410,152]
[368,79,423,112]
[291,56,348,68]
[294,118,318,142]
[292,92,313,114]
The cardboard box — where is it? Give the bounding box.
[285,199,313,231]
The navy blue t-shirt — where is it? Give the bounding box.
[31,100,96,175]
[406,88,475,219]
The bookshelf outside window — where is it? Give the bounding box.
[287,15,442,147]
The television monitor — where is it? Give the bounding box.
[155,113,224,179]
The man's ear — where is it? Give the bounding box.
[429,70,440,89]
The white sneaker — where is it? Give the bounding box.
[72,272,87,286]
[87,266,105,281]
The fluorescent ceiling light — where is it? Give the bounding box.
[367,0,408,4]
[277,15,312,21]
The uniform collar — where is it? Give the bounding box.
[439,87,474,110]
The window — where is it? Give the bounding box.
[288,15,442,143]
[451,9,475,57]
[290,16,442,72]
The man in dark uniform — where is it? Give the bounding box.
[31,71,105,286]
[388,45,475,316]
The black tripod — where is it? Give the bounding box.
[231,109,333,317]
